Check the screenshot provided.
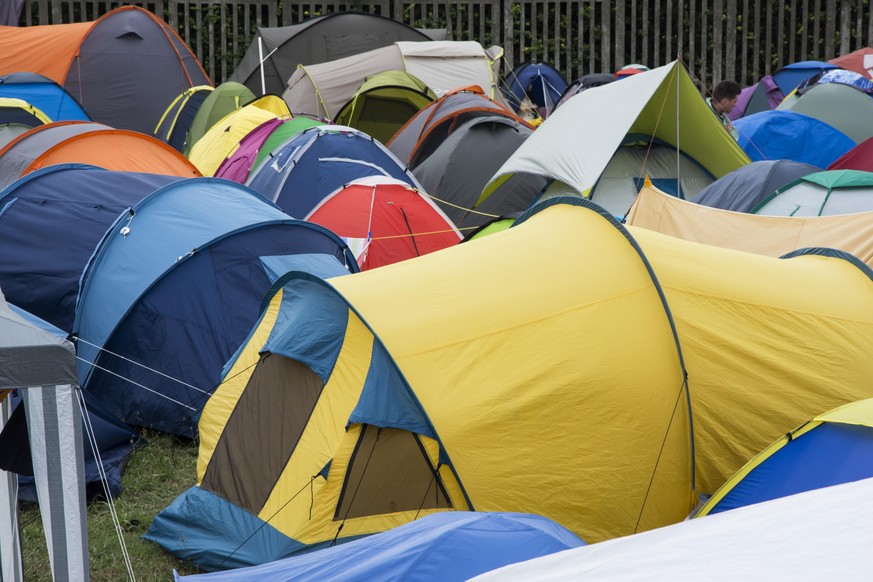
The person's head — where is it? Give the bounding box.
[712,80,741,114]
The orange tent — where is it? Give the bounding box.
[829,47,873,80]
[0,121,199,189]
[0,6,210,133]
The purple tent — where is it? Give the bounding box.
[730,76,784,120]
[214,116,323,183]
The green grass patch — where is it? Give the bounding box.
[20,430,203,581]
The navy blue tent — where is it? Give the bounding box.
[246,125,420,219]
[503,62,568,119]
[174,512,584,582]
[154,86,213,152]
[0,164,182,331]
[734,110,856,168]
[73,178,357,436]
[0,303,137,502]
[772,60,839,94]
[692,159,820,213]
[0,72,90,122]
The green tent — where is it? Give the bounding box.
[252,116,324,172]
[752,169,873,216]
[184,81,256,156]
[334,71,436,144]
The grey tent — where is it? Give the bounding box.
[693,160,820,212]
[229,12,445,96]
[0,291,88,581]
[412,115,546,229]
[0,0,22,26]
[752,169,873,216]
[777,82,873,143]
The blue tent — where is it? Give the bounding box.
[692,159,820,213]
[0,303,138,502]
[772,60,839,94]
[0,164,181,331]
[174,511,584,581]
[697,398,873,516]
[246,125,420,219]
[734,110,855,168]
[73,179,357,436]
[0,72,90,122]
[503,62,568,118]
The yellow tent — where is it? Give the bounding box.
[626,182,873,268]
[148,198,693,569]
[187,95,290,176]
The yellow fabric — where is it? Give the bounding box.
[628,226,873,495]
[197,288,284,481]
[331,202,693,542]
[0,98,52,125]
[187,104,278,176]
[626,184,873,268]
[815,397,873,427]
[250,94,292,117]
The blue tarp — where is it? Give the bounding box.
[0,164,181,331]
[174,511,585,581]
[0,72,90,121]
[708,422,873,514]
[734,110,856,168]
[246,126,420,219]
[73,179,357,435]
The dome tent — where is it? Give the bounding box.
[752,169,873,216]
[229,12,442,96]
[0,6,210,134]
[0,121,199,190]
[693,159,819,213]
[73,179,357,436]
[502,61,568,119]
[0,72,90,122]
[154,85,214,152]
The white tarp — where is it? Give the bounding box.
[473,477,873,581]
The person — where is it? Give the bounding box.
[706,80,741,140]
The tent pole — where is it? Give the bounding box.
[258,37,266,96]
[676,61,680,197]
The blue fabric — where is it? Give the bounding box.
[74,178,288,387]
[259,253,351,283]
[734,110,856,168]
[145,486,305,572]
[773,61,839,94]
[348,340,435,438]
[167,89,211,152]
[811,69,873,92]
[176,511,584,581]
[246,127,420,219]
[709,423,873,514]
[0,73,90,121]
[504,62,568,114]
[84,223,354,436]
[0,165,180,331]
[263,277,349,384]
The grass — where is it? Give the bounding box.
[20,430,203,581]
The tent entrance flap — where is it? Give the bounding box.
[201,354,325,514]
[335,425,452,520]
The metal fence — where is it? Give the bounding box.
[19,0,873,87]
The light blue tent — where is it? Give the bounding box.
[0,72,90,122]
[734,110,855,168]
[73,179,357,436]
[0,164,181,331]
[246,125,420,219]
[174,512,584,581]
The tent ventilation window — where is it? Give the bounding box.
[334,425,451,520]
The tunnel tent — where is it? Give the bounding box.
[147,197,694,570]
[229,11,443,96]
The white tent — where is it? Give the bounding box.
[283,40,505,119]
[480,61,749,217]
[472,477,873,581]
[0,290,88,581]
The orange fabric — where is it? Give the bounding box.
[26,130,200,177]
[0,22,91,83]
